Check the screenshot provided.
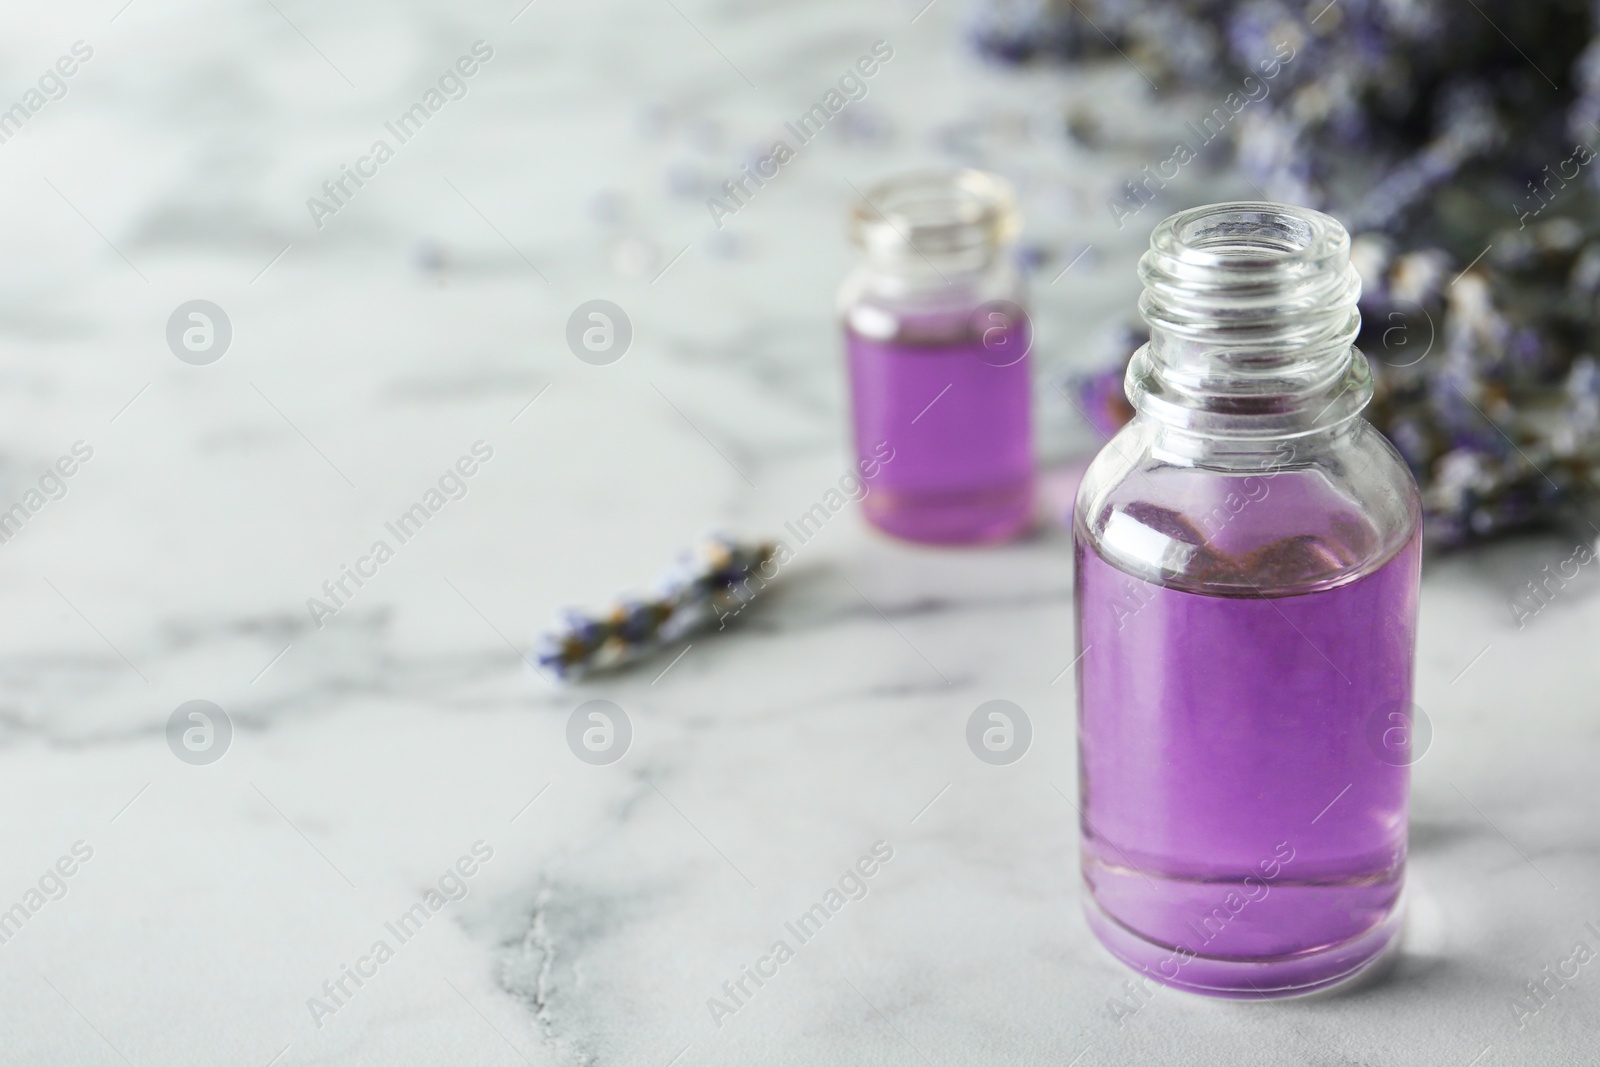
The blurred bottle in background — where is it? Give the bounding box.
[841,170,1036,544]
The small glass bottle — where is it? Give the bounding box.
[840,170,1035,544]
[1073,203,1422,997]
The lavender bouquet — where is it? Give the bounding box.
[973,0,1600,545]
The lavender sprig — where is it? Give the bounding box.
[536,534,778,681]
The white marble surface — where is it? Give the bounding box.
[0,1,1597,1064]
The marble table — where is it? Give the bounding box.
[0,1,1595,1064]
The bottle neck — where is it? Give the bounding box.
[1127,202,1371,446]
[857,249,1002,298]
[1145,418,1358,471]
[850,169,1017,302]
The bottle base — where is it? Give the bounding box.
[1083,892,1405,1000]
[863,481,1034,545]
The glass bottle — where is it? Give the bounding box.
[840,170,1035,544]
[1073,203,1422,998]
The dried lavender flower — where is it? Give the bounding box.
[536,535,778,681]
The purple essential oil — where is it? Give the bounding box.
[846,315,1033,543]
[1076,516,1419,995]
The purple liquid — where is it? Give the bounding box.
[845,322,1034,543]
[1074,506,1420,996]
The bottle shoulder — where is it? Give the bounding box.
[1073,418,1421,597]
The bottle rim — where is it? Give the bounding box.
[849,169,1018,263]
[1149,201,1348,275]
